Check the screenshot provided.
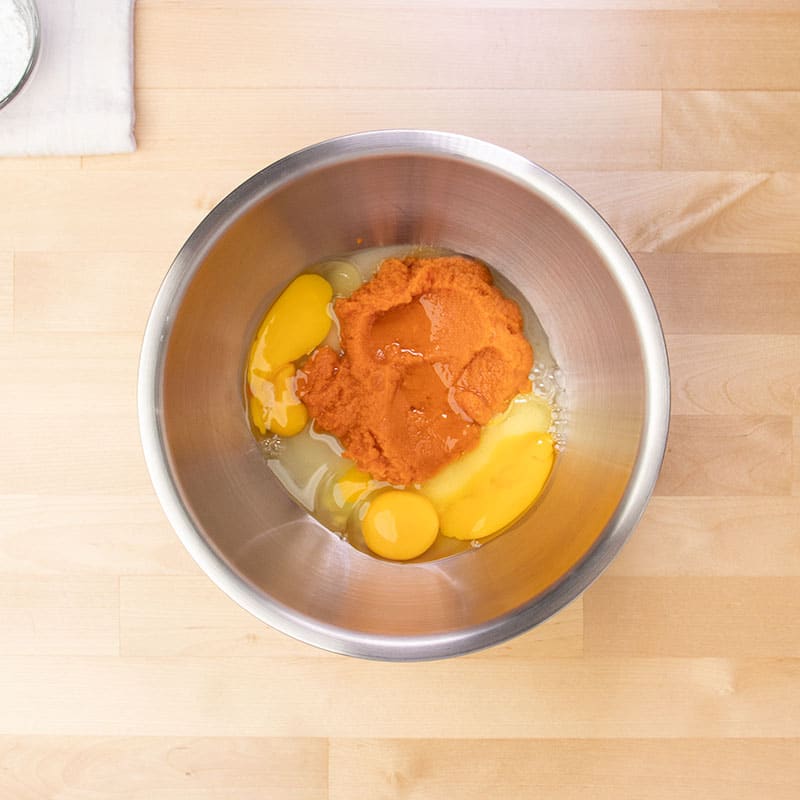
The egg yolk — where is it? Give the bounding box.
[332,467,374,509]
[362,490,439,561]
[425,432,554,540]
[420,394,555,540]
[247,274,333,436]
[249,363,308,437]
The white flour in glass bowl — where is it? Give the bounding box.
[0,0,36,102]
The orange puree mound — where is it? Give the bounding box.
[296,256,533,485]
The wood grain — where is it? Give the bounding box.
[0,577,118,656]
[608,497,800,576]
[14,253,168,333]
[1,2,798,796]
[0,415,150,495]
[2,655,799,738]
[666,335,800,415]
[656,415,793,495]
[135,8,800,90]
[0,333,140,417]
[0,495,195,576]
[660,13,800,89]
[119,577,583,658]
[88,88,661,172]
[0,253,11,331]
[637,254,800,334]
[137,0,800,9]
[584,577,800,656]
[328,739,800,800]
[794,417,800,497]
[136,1,723,9]
[562,171,800,253]
[136,8,663,90]
[0,736,328,800]
[0,156,81,171]
[0,331,153,497]
[719,0,800,7]
[0,171,249,253]
[663,92,800,171]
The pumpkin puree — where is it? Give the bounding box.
[296,256,533,485]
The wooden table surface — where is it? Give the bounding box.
[1,1,799,797]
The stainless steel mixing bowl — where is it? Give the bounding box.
[138,131,669,660]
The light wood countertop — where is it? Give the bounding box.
[0,1,798,797]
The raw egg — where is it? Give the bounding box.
[247,274,333,436]
[246,248,565,564]
[249,363,309,437]
[421,394,555,540]
[332,467,375,509]
[362,490,439,561]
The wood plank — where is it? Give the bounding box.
[0,577,118,656]
[661,13,800,89]
[585,577,800,656]
[138,1,723,9]
[794,417,800,497]
[0,415,150,495]
[135,8,662,90]
[0,171,248,253]
[1,656,798,737]
[135,8,800,90]
[120,576,334,659]
[666,335,800,415]
[0,333,141,418]
[328,738,800,800]
[0,333,159,495]
[719,0,800,8]
[655,415,793,496]
[90,88,661,172]
[0,157,81,170]
[563,171,800,253]
[138,0,800,8]
[119,577,582,658]
[663,92,800,171]
[637,254,800,334]
[0,495,196,576]
[13,253,169,333]
[0,253,11,332]
[608,497,800,577]
[0,736,328,800]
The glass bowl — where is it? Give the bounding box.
[0,0,41,111]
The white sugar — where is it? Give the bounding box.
[0,0,34,101]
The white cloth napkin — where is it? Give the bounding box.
[0,0,135,156]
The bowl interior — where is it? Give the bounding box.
[144,134,668,659]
